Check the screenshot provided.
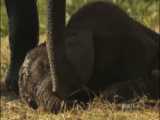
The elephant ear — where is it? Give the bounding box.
[65,30,94,85]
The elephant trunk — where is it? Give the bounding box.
[47,0,68,98]
[47,0,81,99]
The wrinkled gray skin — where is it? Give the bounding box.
[18,1,159,112]
[19,43,86,113]
[19,44,62,113]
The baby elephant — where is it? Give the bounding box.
[19,43,90,113]
[19,43,63,113]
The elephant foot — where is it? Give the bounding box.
[103,74,159,103]
[102,79,150,103]
[3,67,19,95]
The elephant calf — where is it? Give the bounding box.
[19,43,62,113]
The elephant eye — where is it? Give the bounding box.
[28,98,38,110]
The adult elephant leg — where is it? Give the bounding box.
[4,0,39,94]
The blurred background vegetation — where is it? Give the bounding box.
[0,0,159,37]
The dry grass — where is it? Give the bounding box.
[0,89,159,120]
[0,35,159,120]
